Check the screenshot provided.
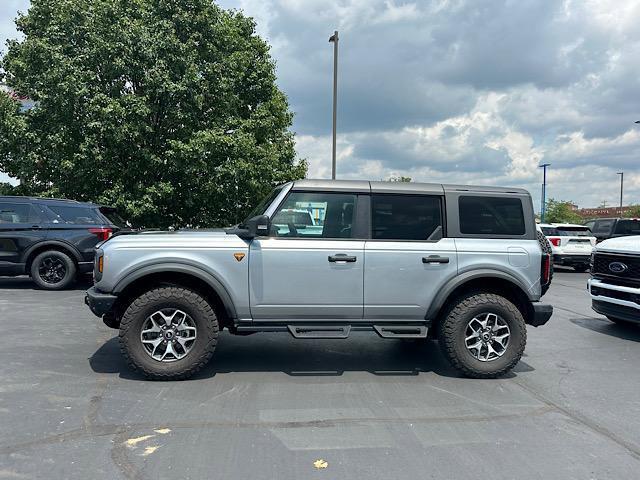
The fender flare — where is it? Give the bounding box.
[21,240,83,265]
[425,269,534,321]
[112,262,238,320]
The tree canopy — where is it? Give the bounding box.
[0,0,306,227]
[544,199,583,224]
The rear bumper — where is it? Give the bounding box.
[528,303,553,327]
[553,254,590,265]
[85,286,117,317]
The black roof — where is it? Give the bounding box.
[0,195,98,207]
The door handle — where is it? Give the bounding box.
[328,254,357,263]
[422,255,449,264]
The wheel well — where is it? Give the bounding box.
[26,244,79,272]
[429,277,533,338]
[113,272,232,330]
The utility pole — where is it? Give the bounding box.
[539,163,550,222]
[329,31,339,179]
[617,172,624,217]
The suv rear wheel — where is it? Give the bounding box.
[30,250,76,290]
[439,293,527,378]
[119,287,219,380]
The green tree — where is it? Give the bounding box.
[624,205,640,218]
[0,0,306,227]
[544,199,583,224]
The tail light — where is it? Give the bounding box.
[548,237,561,247]
[88,227,113,241]
[541,253,551,285]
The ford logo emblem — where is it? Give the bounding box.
[609,262,628,273]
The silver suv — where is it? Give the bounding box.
[85,180,553,380]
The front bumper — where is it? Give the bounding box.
[588,278,640,323]
[85,286,118,318]
[553,254,590,266]
[528,303,553,327]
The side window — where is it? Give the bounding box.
[46,205,103,224]
[0,203,40,224]
[459,196,525,235]
[372,194,442,241]
[593,220,613,234]
[271,192,356,238]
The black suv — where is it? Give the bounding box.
[583,218,640,242]
[0,196,122,289]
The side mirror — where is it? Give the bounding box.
[245,215,271,238]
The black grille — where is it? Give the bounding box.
[592,252,640,284]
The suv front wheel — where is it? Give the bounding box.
[119,287,219,380]
[439,293,527,378]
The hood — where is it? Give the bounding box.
[102,228,247,250]
[596,235,640,255]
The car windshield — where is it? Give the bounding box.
[242,186,283,225]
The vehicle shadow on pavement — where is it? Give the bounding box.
[89,332,534,381]
[0,276,93,291]
[570,317,640,342]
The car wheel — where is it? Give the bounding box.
[30,250,76,290]
[573,264,589,272]
[606,316,636,327]
[439,293,527,379]
[119,287,219,380]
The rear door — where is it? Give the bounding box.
[0,201,47,274]
[364,193,457,320]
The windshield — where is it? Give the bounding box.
[243,186,284,224]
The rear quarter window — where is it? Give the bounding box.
[458,196,525,235]
[46,205,104,225]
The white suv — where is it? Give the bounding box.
[538,223,595,272]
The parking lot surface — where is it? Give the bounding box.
[1,269,639,479]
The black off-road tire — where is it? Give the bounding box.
[439,293,527,379]
[536,230,553,296]
[30,250,76,290]
[119,287,219,380]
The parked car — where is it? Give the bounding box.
[271,208,323,236]
[0,196,120,289]
[583,218,640,242]
[538,223,595,272]
[588,235,640,325]
[86,180,553,380]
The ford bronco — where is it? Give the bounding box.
[86,180,553,380]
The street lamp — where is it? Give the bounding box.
[329,30,339,180]
[617,172,624,217]
[539,163,551,222]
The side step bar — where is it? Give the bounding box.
[373,325,428,339]
[287,325,351,339]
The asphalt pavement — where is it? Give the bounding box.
[1,269,639,479]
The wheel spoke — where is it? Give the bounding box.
[140,308,197,363]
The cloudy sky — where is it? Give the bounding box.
[2,0,640,210]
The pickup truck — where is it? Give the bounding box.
[86,180,553,380]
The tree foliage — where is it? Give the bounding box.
[387,176,412,182]
[544,199,583,224]
[0,0,306,227]
[624,205,640,218]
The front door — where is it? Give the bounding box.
[249,191,364,321]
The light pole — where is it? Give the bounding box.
[539,163,550,222]
[617,172,624,217]
[329,30,339,179]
